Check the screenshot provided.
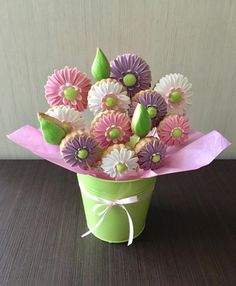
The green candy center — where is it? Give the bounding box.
[116,162,127,173]
[64,86,77,101]
[172,128,182,138]
[152,154,161,163]
[105,96,117,107]
[77,149,89,159]
[123,73,137,87]
[108,128,121,139]
[169,91,182,103]
[147,106,158,119]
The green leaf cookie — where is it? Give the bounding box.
[131,103,152,138]
[91,48,110,81]
[38,113,66,145]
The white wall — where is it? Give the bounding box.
[0,0,235,159]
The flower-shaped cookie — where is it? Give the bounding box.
[110,54,152,97]
[60,131,99,168]
[101,144,139,178]
[46,105,84,132]
[158,114,190,146]
[129,90,167,128]
[45,66,91,111]
[90,110,132,148]
[154,73,192,115]
[135,137,166,170]
[88,79,130,115]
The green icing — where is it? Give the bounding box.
[91,48,110,81]
[152,154,161,163]
[38,115,66,145]
[169,91,182,103]
[116,162,127,173]
[172,128,182,138]
[105,96,116,107]
[147,106,157,119]
[108,128,120,139]
[77,149,89,159]
[126,134,140,148]
[131,103,151,138]
[123,73,137,87]
[64,86,77,100]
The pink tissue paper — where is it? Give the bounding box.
[7,125,230,181]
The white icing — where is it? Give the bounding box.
[46,105,84,130]
[88,80,130,115]
[101,148,138,178]
[147,127,160,139]
[154,73,192,115]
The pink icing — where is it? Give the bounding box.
[91,112,132,148]
[158,115,190,146]
[44,66,91,112]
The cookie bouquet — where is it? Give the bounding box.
[8,48,230,245]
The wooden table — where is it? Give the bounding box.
[0,160,235,286]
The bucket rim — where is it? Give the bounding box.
[77,174,157,184]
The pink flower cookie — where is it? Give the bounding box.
[158,114,190,146]
[45,66,91,111]
[90,110,132,149]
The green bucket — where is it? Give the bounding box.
[77,174,156,244]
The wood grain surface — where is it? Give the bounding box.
[0,0,236,159]
[0,160,235,286]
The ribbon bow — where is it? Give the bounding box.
[80,185,152,246]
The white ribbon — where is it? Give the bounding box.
[80,184,152,246]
